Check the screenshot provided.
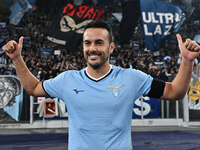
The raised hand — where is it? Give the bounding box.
[2,36,24,61]
[176,34,200,62]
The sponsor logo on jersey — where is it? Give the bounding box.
[73,89,84,94]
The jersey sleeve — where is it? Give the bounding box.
[146,78,165,98]
[43,71,66,100]
[131,69,153,97]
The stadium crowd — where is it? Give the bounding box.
[0,0,200,84]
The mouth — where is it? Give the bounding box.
[87,52,101,60]
[89,54,99,60]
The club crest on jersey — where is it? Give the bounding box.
[107,84,124,98]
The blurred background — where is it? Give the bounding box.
[0,0,199,128]
[0,0,200,149]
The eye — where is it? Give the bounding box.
[96,40,104,45]
[97,42,103,45]
[84,41,91,46]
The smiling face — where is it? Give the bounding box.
[83,28,114,70]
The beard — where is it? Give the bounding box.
[84,51,109,70]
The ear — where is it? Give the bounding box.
[109,42,115,54]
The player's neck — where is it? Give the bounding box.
[86,63,112,80]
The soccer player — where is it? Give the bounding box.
[2,21,200,150]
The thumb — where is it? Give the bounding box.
[176,34,183,46]
[18,36,24,48]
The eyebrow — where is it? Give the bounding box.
[83,39,104,43]
[95,39,104,43]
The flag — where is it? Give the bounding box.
[107,12,122,27]
[119,0,140,46]
[40,48,53,57]
[23,36,32,47]
[9,0,32,25]
[140,0,185,51]
[47,2,106,51]
[0,22,9,39]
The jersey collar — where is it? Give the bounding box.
[85,64,113,82]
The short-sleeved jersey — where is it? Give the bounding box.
[43,65,153,150]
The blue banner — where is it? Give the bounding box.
[40,48,53,57]
[132,96,160,118]
[9,2,24,25]
[9,0,32,25]
[132,40,140,50]
[140,0,185,51]
[23,36,32,47]
[0,22,9,39]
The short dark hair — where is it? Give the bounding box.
[84,20,114,43]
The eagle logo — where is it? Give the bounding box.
[60,15,93,33]
[107,84,124,98]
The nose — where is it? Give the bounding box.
[89,42,97,51]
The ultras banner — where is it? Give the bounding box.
[140,0,185,51]
[47,3,106,51]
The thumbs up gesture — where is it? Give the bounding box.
[176,34,200,62]
[2,36,24,61]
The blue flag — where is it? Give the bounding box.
[40,48,53,57]
[9,0,32,25]
[140,0,185,51]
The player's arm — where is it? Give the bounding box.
[161,34,200,100]
[2,36,48,97]
[161,58,193,100]
[148,34,200,100]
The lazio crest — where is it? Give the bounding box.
[107,84,124,98]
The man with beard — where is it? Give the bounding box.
[2,21,200,150]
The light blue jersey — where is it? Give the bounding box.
[43,65,153,150]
